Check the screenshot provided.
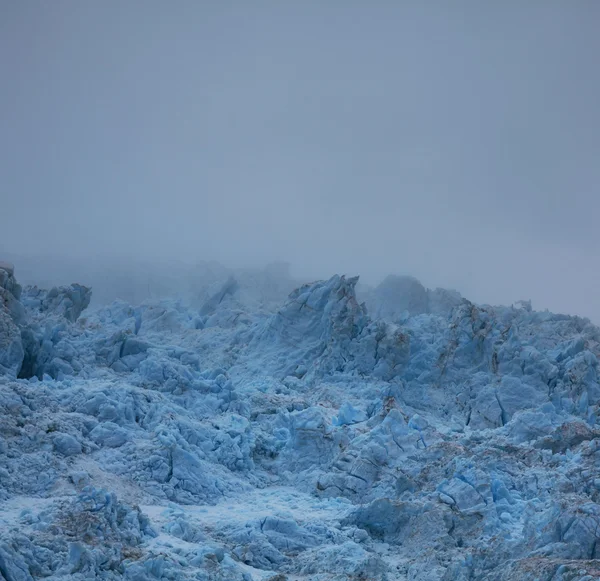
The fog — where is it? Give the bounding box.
[1,2,599,319]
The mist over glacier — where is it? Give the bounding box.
[2,1,600,322]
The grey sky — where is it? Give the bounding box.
[1,2,599,319]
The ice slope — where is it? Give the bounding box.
[1,262,600,580]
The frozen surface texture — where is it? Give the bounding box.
[1,264,600,580]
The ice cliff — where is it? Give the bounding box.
[1,261,600,580]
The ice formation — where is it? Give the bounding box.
[1,261,600,580]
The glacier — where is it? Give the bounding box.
[1,263,600,580]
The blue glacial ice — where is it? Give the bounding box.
[1,261,600,580]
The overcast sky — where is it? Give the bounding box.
[1,2,599,319]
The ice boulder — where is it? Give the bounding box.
[333,402,368,426]
[53,432,83,456]
[89,422,130,447]
[437,478,486,512]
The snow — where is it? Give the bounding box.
[1,263,600,580]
